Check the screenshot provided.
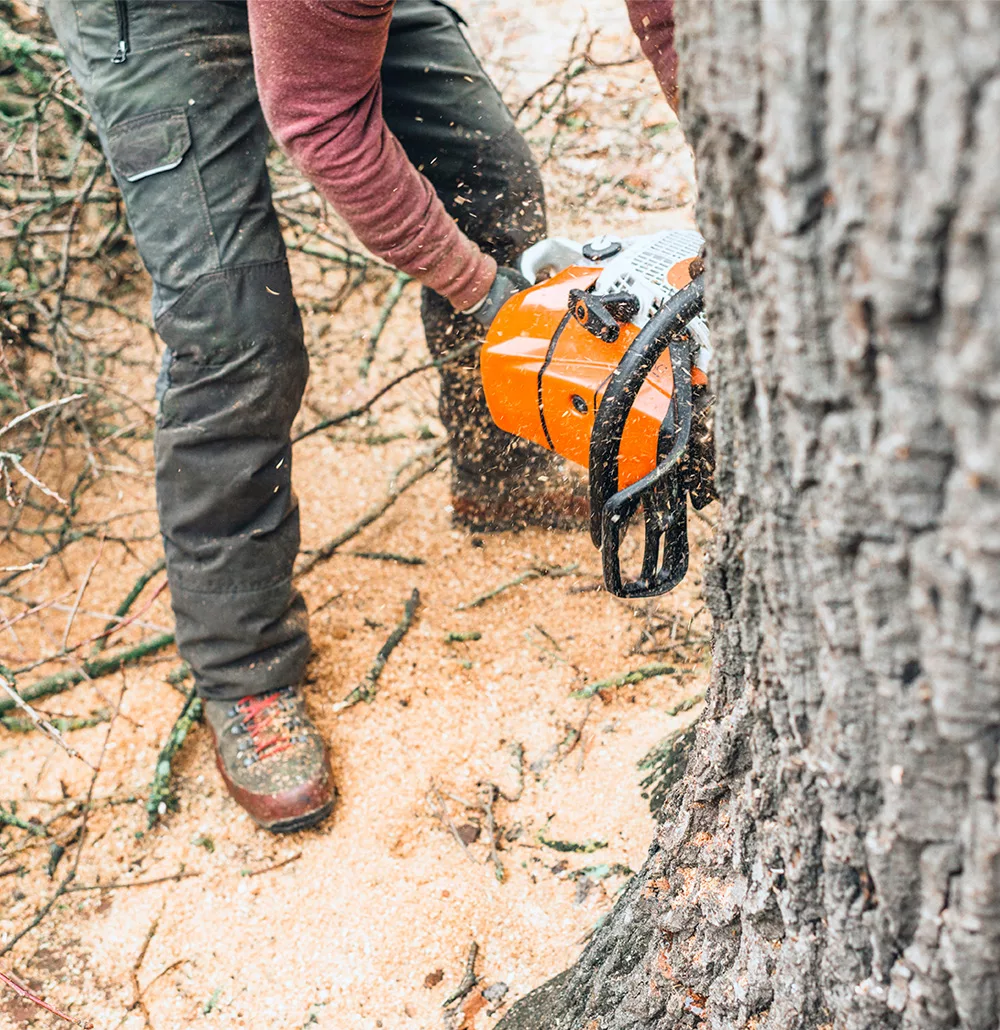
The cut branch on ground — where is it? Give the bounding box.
[333,588,420,712]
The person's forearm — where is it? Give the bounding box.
[626,0,678,111]
[248,0,495,310]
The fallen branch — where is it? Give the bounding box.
[0,393,84,441]
[570,661,676,700]
[292,341,480,444]
[442,941,480,1009]
[664,693,705,717]
[245,851,302,878]
[1,710,108,734]
[295,448,445,578]
[0,670,92,767]
[537,832,607,854]
[358,272,411,378]
[0,804,47,837]
[0,632,175,715]
[65,869,199,893]
[479,784,505,883]
[333,588,420,712]
[444,631,481,643]
[456,563,579,611]
[92,557,166,655]
[145,687,203,827]
[0,967,92,1029]
[350,550,425,566]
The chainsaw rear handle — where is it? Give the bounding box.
[589,275,705,597]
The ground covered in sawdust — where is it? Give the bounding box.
[0,2,710,1027]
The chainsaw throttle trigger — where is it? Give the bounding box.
[568,289,620,343]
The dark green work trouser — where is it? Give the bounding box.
[45,0,546,700]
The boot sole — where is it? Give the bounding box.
[259,797,336,835]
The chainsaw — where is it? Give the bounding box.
[480,229,714,599]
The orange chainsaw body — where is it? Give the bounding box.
[482,265,704,491]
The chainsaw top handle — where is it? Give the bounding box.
[588,275,706,596]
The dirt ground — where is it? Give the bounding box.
[0,2,710,1027]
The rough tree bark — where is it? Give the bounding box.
[500,1,1000,1027]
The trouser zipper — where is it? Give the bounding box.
[112,0,129,63]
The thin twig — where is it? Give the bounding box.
[0,967,92,1029]
[358,272,411,378]
[0,393,84,441]
[456,563,579,611]
[0,669,93,767]
[145,688,203,827]
[295,448,446,578]
[292,342,480,444]
[118,910,162,1030]
[0,632,175,715]
[571,661,676,700]
[479,784,505,883]
[333,588,420,712]
[349,551,425,566]
[65,870,200,893]
[93,557,166,654]
[60,535,105,651]
[0,803,47,836]
[2,677,126,958]
[245,851,302,878]
[442,942,480,1008]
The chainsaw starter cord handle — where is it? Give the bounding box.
[588,274,705,548]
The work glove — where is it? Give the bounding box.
[465,266,531,329]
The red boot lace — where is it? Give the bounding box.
[234,689,302,765]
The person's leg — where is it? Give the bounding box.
[381,0,588,530]
[46,0,309,700]
[45,1,332,830]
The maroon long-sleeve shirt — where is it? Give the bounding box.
[626,1,678,110]
[248,1,677,310]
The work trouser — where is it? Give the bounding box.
[46,0,546,701]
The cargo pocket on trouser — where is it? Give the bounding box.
[106,108,217,309]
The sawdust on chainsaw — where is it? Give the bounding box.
[0,2,708,1027]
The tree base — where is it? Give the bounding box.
[496,969,572,1030]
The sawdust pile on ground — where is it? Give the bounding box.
[0,2,710,1027]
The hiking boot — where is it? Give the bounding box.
[203,687,335,833]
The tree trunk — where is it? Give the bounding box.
[499,2,1000,1027]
